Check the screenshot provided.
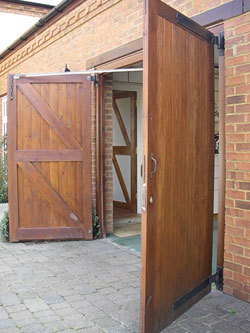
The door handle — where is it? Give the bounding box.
[150,152,157,178]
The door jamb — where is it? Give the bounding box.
[209,23,225,290]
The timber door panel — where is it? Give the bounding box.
[141,1,214,332]
[113,91,137,212]
[8,75,92,241]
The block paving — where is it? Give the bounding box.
[0,233,249,332]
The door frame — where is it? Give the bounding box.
[112,90,137,213]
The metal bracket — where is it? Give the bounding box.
[9,75,14,101]
[176,12,214,43]
[212,32,225,56]
[91,73,98,86]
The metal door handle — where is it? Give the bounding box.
[150,152,157,178]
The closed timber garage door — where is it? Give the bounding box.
[8,75,93,242]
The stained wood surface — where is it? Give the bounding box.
[112,91,137,213]
[141,1,214,332]
[8,75,92,241]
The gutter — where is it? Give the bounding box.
[0,0,78,60]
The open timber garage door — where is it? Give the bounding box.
[141,1,215,332]
[8,74,93,241]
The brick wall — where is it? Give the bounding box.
[0,1,51,17]
[223,11,250,302]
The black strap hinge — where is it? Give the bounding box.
[91,74,98,86]
[211,265,223,290]
[212,32,225,55]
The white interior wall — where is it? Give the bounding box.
[113,97,132,203]
[113,71,143,214]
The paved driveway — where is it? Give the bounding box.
[0,207,250,332]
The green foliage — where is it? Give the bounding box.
[0,135,8,203]
[0,210,9,241]
[92,208,100,239]
[231,310,237,315]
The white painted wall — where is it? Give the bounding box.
[113,71,143,213]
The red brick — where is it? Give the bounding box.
[226,134,245,143]
[233,289,249,301]
[235,218,250,229]
[226,105,235,114]
[235,24,250,35]
[224,269,233,279]
[236,143,250,151]
[226,143,235,152]
[235,104,250,113]
[234,255,250,266]
[236,84,250,94]
[244,267,250,276]
[225,243,244,255]
[226,95,245,104]
[225,225,244,236]
[226,114,245,123]
[226,75,246,86]
[237,43,250,55]
[224,251,233,261]
[224,278,242,290]
[227,189,245,199]
[226,153,245,161]
[238,182,250,190]
[226,55,245,67]
[236,123,250,132]
[233,272,250,285]
[235,200,250,210]
[235,162,250,171]
[226,36,245,48]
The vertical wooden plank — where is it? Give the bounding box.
[8,77,19,242]
[76,83,83,220]
[81,77,93,239]
[22,85,33,228]
[49,83,60,226]
[40,84,52,227]
[58,84,68,219]
[67,84,77,213]
[16,88,25,232]
[31,83,42,227]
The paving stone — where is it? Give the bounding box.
[24,298,49,312]
[19,323,45,333]
[10,310,34,322]
[0,294,21,307]
[0,319,16,330]
[179,318,211,333]
[95,316,121,329]
[0,328,21,333]
[0,309,9,320]
[63,313,94,329]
